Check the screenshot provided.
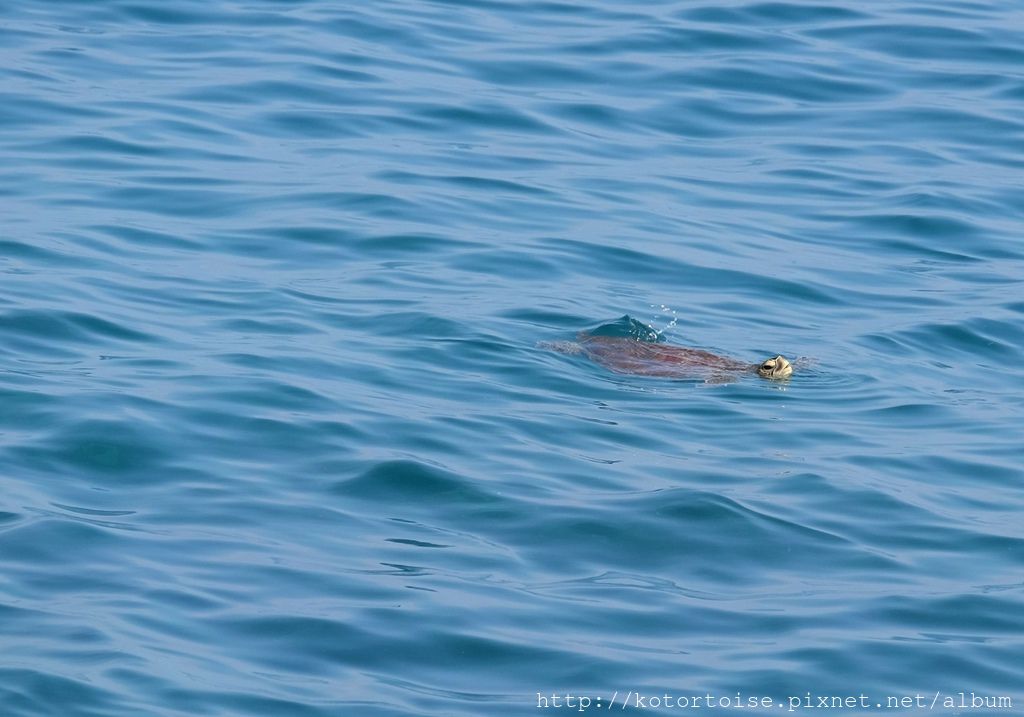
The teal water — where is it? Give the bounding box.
[2,1,1023,715]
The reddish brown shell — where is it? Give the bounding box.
[576,335,754,378]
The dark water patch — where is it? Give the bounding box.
[334,460,502,507]
[91,224,203,252]
[386,537,450,548]
[541,101,639,130]
[0,240,72,265]
[886,319,1021,362]
[213,614,372,673]
[293,191,423,218]
[201,378,338,414]
[243,225,363,252]
[0,512,22,527]
[23,133,250,166]
[333,311,475,340]
[259,110,368,139]
[875,593,1024,634]
[306,62,381,83]
[874,238,982,264]
[0,94,114,129]
[142,116,245,143]
[683,3,869,25]
[808,22,1024,64]
[848,212,983,243]
[548,238,843,307]
[449,248,565,280]
[0,519,130,566]
[0,668,126,717]
[26,134,167,158]
[685,65,892,103]
[468,59,600,88]
[414,102,554,134]
[627,25,788,54]
[215,316,321,336]
[95,186,253,219]
[10,419,169,486]
[496,488,900,580]
[499,308,592,329]
[175,79,360,106]
[118,3,222,26]
[376,170,556,198]
[50,503,136,518]
[3,309,155,348]
[195,692,339,717]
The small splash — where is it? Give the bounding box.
[649,304,680,340]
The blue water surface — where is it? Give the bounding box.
[2,0,1023,715]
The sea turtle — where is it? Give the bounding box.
[544,317,793,382]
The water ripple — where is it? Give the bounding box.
[2,0,1023,715]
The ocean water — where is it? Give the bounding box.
[2,0,1023,715]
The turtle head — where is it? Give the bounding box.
[757,355,792,379]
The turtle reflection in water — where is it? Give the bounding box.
[545,317,793,383]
